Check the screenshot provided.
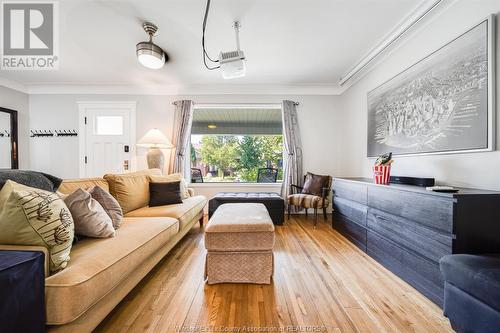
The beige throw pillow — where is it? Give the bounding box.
[149,173,190,199]
[0,180,74,273]
[64,189,115,238]
[104,169,162,214]
[89,185,123,229]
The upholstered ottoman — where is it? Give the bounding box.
[209,192,284,225]
[204,203,275,284]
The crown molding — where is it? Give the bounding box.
[0,78,28,94]
[25,83,343,96]
[338,0,455,91]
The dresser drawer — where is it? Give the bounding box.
[367,209,452,263]
[367,186,454,233]
[333,197,368,226]
[332,212,367,251]
[367,231,444,306]
[333,180,367,205]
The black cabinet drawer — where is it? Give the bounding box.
[367,209,453,263]
[333,180,367,205]
[333,197,368,226]
[332,212,367,252]
[367,186,454,233]
[367,230,444,306]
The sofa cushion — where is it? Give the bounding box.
[103,169,162,214]
[59,178,109,194]
[89,185,123,229]
[44,216,179,325]
[440,254,500,312]
[149,174,190,199]
[64,188,115,238]
[0,180,74,273]
[149,181,183,207]
[0,169,62,192]
[125,195,207,230]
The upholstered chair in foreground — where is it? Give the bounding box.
[287,172,332,226]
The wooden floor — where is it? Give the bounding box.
[95,215,453,333]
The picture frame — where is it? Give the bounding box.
[367,15,496,157]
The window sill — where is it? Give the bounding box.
[189,182,282,188]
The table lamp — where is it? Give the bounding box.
[137,128,174,169]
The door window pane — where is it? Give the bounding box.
[95,116,123,135]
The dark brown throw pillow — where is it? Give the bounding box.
[301,172,330,196]
[149,181,183,207]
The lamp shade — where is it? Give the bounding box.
[137,128,174,148]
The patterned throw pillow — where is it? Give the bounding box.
[0,180,74,273]
[89,185,123,229]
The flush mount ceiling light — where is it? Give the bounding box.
[136,22,168,69]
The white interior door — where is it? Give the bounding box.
[79,102,136,178]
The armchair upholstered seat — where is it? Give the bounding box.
[288,193,326,209]
[287,173,332,226]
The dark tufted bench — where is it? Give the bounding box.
[440,254,500,333]
[209,192,284,225]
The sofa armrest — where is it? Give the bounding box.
[188,188,195,196]
[0,245,49,277]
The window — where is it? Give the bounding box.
[190,106,283,183]
[94,116,123,135]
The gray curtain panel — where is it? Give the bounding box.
[281,100,303,206]
[170,100,194,178]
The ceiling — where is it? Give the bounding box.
[0,0,429,91]
[193,107,282,123]
[192,107,282,134]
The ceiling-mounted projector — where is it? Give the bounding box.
[202,0,246,79]
[218,22,246,79]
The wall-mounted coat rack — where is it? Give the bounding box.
[30,130,78,137]
[30,130,54,137]
[55,130,78,137]
[0,130,10,137]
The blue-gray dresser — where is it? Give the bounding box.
[332,177,500,306]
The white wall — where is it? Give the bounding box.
[0,85,29,169]
[29,94,344,183]
[339,0,500,190]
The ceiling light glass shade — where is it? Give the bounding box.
[136,42,166,69]
[137,128,174,148]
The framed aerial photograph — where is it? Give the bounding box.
[367,15,496,157]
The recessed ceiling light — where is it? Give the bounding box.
[136,22,168,69]
[207,124,217,129]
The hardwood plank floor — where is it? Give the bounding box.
[95,215,453,333]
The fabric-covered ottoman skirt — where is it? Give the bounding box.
[204,203,275,284]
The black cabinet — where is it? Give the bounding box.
[332,177,500,306]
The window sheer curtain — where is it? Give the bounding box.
[281,100,303,207]
[169,100,194,178]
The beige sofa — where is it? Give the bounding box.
[0,169,207,333]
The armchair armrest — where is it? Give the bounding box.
[0,245,49,277]
[290,184,303,194]
[321,187,330,199]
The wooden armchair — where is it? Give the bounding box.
[287,173,332,226]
